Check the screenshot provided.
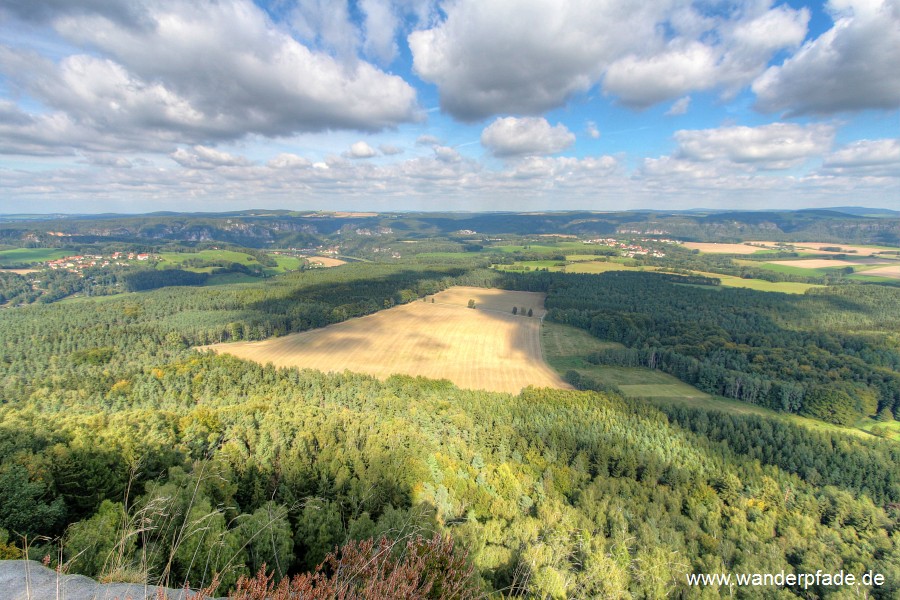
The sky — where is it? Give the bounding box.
[0,0,898,214]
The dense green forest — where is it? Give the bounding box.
[533,271,900,424]
[1,253,899,598]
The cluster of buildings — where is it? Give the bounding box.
[273,245,342,255]
[582,237,670,258]
[372,247,402,258]
[46,252,151,273]
[271,248,320,256]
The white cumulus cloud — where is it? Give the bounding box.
[604,41,719,108]
[171,145,252,169]
[415,134,442,146]
[674,123,835,169]
[753,0,900,115]
[267,153,313,169]
[821,138,900,176]
[409,0,809,119]
[409,0,659,120]
[481,117,575,158]
[433,145,462,163]
[0,0,420,155]
[344,141,378,159]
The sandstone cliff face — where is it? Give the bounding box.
[0,561,218,600]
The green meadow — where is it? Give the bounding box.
[691,271,822,293]
[0,247,71,266]
[156,249,262,269]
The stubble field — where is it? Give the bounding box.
[775,242,899,255]
[308,256,347,267]
[855,265,900,279]
[205,286,568,394]
[768,259,859,268]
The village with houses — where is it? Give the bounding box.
[46,251,153,273]
[582,237,673,258]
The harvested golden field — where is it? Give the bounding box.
[308,256,347,267]
[1,268,38,274]
[754,241,899,256]
[681,242,766,254]
[565,262,655,274]
[768,259,858,268]
[205,286,567,394]
[792,242,898,255]
[856,265,900,279]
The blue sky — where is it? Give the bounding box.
[0,0,898,213]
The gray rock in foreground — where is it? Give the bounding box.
[0,560,218,600]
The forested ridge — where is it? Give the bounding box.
[4,208,900,245]
[1,261,899,598]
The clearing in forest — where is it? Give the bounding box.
[205,286,568,394]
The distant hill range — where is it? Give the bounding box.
[825,206,900,217]
[2,208,899,246]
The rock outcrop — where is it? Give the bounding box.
[0,560,213,600]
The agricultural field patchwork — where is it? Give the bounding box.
[206,286,564,394]
[771,242,900,256]
[739,252,900,281]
